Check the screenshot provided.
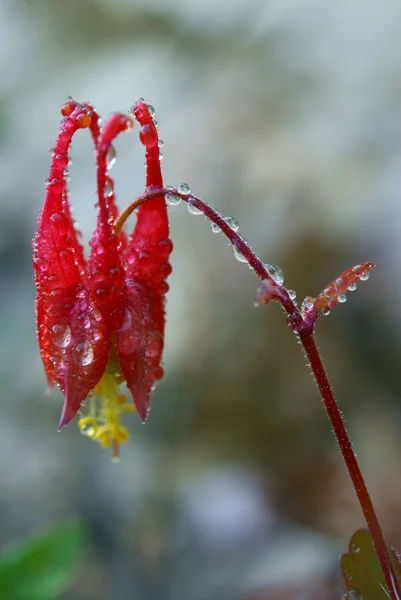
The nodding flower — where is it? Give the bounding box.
[33,98,172,460]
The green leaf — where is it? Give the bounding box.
[341,528,401,600]
[0,522,85,600]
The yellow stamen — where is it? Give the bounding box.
[77,371,135,460]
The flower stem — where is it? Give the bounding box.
[118,187,401,599]
[300,331,400,600]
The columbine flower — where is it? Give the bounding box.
[33,98,172,459]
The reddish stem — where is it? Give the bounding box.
[300,332,400,600]
[117,187,401,600]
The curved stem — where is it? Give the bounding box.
[117,187,401,600]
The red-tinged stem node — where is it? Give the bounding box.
[116,186,401,600]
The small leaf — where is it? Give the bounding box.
[0,522,85,600]
[314,261,375,316]
[341,528,401,600]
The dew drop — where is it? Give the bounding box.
[154,365,164,380]
[106,145,116,169]
[139,124,158,148]
[158,139,164,148]
[91,308,102,322]
[166,193,181,206]
[93,329,104,341]
[50,212,69,233]
[187,200,202,215]
[178,182,190,195]
[301,296,315,311]
[158,238,173,254]
[225,216,239,231]
[359,271,370,281]
[59,248,75,270]
[322,307,331,316]
[52,324,72,348]
[55,153,69,167]
[263,264,284,285]
[81,423,96,437]
[161,262,173,277]
[233,245,247,263]
[288,289,296,300]
[347,590,363,600]
[338,293,347,303]
[211,222,221,233]
[145,330,163,358]
[348,282,357,292]
[334,278,343,291]
[146,104,155,117]
[75,341,94,366]
[104,179,113,197]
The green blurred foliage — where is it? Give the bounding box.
[0,522,85,600]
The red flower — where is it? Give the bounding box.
[33,98,172,458]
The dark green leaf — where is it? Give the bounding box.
[341,528,401,600]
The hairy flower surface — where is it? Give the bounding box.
[33,98,171,458]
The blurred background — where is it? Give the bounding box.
[1,0,401,598]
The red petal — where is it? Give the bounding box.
[126,101,172,286]
[34,103,93,384]
[116,280,165,421]
[58,288,110,428]
[87,107,129,251]
[88,113,134,326]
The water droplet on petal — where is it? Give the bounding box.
[178,182,190,195]
[93,329,104,341]
[338,293,347,303]
[288,289,296,300]
[50,212,69,233]
[211,222,221,233]
[75,341,94,366]
[106,145,116,169]
[59,248,75,270]
[52,324,72,348]
[359,271,370,281]
[146,330,163,357]
[158,139,164,148]
[139,124,158,147]
[146,104,155,117]
[224,216,239,231]
[233,245,247,263]
[263,264,284,285]
[105,179,113,197]
[348,282,357,291]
